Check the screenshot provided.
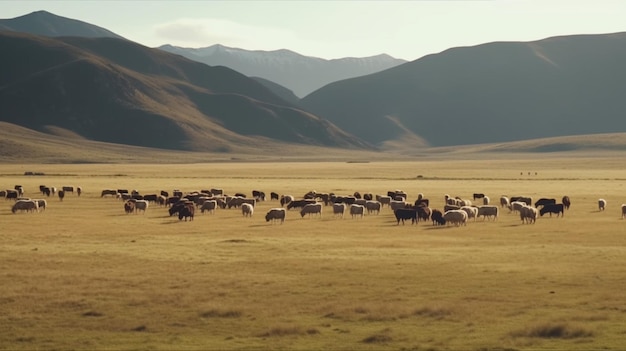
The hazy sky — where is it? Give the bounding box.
[2,0,625,60]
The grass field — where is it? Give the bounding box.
[2,156,626,350]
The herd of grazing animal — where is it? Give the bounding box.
[6,185,626,229]
[2,184,80,214]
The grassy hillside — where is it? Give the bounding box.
[0,32,369,152]
[301,32,626,147]
[1,121,625,164]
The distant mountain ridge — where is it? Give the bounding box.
[0,10,125,39]
[300,32,626,148]
[0,31,369,152]
[159,44,407,97]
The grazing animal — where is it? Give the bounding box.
[62,186,74,193]
[562,196,571,210]
[394,208,417,225]
[270,192,280,201]
[134,200,149,214]
[168,201,192,216]
[34,199,47,211]
[431,209,446,226]
[416,206,431,222]
[349,204,364,218]
[77,187,82,196]
[473,193,485,200]
[482,196,490,205]
[539,203,564,217]
[365,200,382,215]
[443,210,468,226]
[508,201,525,214]
[200,200,217,214]
[375,195,392,207]
[300,203,322,218]
[101,189,117,197]
[252,190,266,201]
[124,201,135,214]
[332,203,346,218]
[265,208,286,223]
[58,190,65,201]
[178,204,195,221]
[477,206,499,221]
[287,199,316,210]
[11,199,38,213]
[242,203,254,217]
[414,198,430,208]
[390,200,408,211]
[599,199,607,211]
[520,205,538,224]
[5,189,18,200]
[510,196,532,206]
[622,204,626,219]
[534,198,556,208]
[460,206,478,221]
[500,196,510,208]
[280,195,294,207]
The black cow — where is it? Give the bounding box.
[178,205,195,221]
[58,190,65,201]
[270,192,280,201]
[473,193,485,200]
[6,190,18,200]
[431,209,446,226]
[562,196,571,210]
[143,194,158,203]
[252,190,266,201]
[394,208,417,225]
[287,199,316,210]
[416,206,431,222]
[168,201,188,216]
[539,203,565,217]
[534,198,556,208]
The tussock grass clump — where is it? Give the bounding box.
[257,326,319,337]
[362,334,392,344]
[199,309,242,318]
[511,322,594,339]
[412,306,454,320]
[82,311,104,317]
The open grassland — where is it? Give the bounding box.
[2,156,626,350]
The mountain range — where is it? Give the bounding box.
[2,10,626,157]
[301,32,626,148]
[159,44,407,98]
[0,31,368,151]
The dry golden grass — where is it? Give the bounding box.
[2,156,626,350]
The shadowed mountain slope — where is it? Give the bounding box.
[0,31,369,152]
[300,32,626,148]
[0,10,125,39]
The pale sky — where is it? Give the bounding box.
[2,0,625,60]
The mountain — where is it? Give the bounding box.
[0,10,125,39]
[300,32,626,148]
[158,44,407,98]
[0,31,370,152]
